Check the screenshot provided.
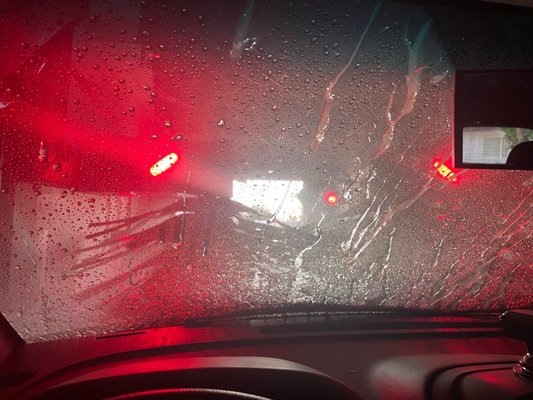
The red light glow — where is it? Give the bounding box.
[150,153,179,176]
[433,160,457,182]
[323,191,339,205]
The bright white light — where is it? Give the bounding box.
[232,180,304,225]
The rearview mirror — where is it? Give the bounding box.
[454,71,533,170]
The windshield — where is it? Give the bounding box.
[0,0,531,342]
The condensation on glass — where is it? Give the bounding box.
[0,0,531,341]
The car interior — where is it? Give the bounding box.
[0,0,532,399]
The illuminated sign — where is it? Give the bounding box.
[433,160,457,182]
[150,153,179,176]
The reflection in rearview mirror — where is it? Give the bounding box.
[454,70,533,170]
[462,127,533,165]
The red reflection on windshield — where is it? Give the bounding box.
[433,160,458,182]
[150,153,179,176]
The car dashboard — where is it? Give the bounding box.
[1,311,533,400]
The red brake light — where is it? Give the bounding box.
[150,153,179,176]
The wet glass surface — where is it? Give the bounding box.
[0,0,531,341]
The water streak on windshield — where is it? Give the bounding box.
[311,1,382,151]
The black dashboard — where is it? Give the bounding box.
[1,312,533,400]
